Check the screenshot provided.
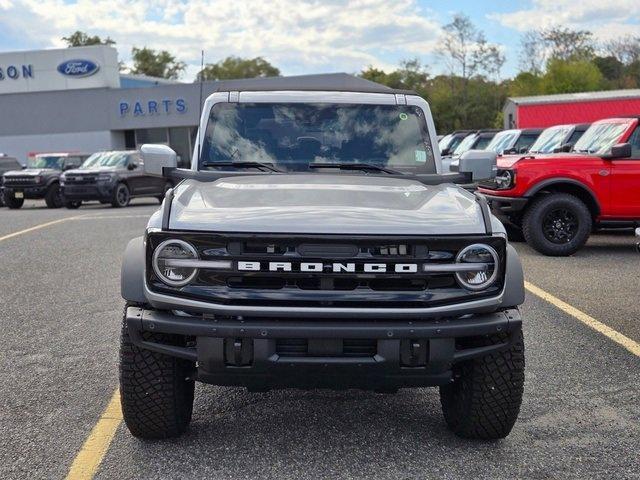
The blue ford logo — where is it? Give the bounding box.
[57,59,100,78]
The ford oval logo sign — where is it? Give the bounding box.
[57,59,100,78]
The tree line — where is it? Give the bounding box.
[63,15,640,132]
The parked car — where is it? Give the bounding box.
[443,129,500,172]
[0,156,23,207]
[119,84,526,441]
[438,130,474,156]
[485,128,544,155]
[527,123,590,155]
[2,152,89,209]
[478,117,640,256]
[60,150,173,208]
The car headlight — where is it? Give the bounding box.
[455,243,499,291]
[494,169,515,189]
[152,239,199,287]
[97,173,115,182]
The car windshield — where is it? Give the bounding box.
[27,155,65,169]
[529,125,573,153]
[438,134,453,151]
[80,152,130,169]
[200,103,436,173]
[452,133,478,156]
[485,130,519,154]
[573,122,631,154]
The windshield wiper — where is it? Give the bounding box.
[308,162,403,175]
[202,161,283,173]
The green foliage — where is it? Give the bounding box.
[541,58,603,94]
[62,31,115,47]
[130,47,186,80]
[197,56,280,81]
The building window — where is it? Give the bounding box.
[124,130,136,150]
[135,128,168,145]
[169,127,192,167]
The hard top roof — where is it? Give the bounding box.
[210,73,417,95]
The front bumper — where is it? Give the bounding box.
[62,184,114,201]
[4,185,48,198]
[125,306,522,390]
[482,193,529,214]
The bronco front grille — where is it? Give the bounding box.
[146,232,506,309]
[65,175,97,184]
[3,176,37,186]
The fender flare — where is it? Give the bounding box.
[502,244,525,308]
[121,236,147,304]
[524,177,601,215]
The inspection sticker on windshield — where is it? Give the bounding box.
[415,150,427,163]
[399,112,408,120]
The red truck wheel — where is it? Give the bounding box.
[522,193,592,256]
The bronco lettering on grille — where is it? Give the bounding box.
[237,261,419,273]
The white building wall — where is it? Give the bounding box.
[0,130,120,165]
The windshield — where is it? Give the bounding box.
[452,133,478,156]
[27,155,65,169]
[80,152,131,169]
[573,122,631,154]
[485,130,519,154]
[200,103,436,173]
[438,134,453,151]
[529,126,572,153]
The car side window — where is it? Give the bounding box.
[65,156,82,169]
[514,134,538,151]
[627,126,640,158]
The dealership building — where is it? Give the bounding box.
[503,89,640,129]
[1,45,387,167]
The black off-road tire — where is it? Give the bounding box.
[45,183,63,208]
[440,330,525,440]
[522,193,591,256]
[3,192,24,209]
[119,303,195,439]
[111,183,130,208]
[64,200,82,209]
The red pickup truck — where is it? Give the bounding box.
[479,117,640,256]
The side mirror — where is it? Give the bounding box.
[560,143,573,152]
[458,150,497,182]
[140,144,177,176]
[127,162,137,170]
[519,147,528,154]
[603,143,632,160]
[441,148,450,156]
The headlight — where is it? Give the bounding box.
[152,239,199,287]
[97,173,115,182]
[494,169,515,189]
[455,243,499,291]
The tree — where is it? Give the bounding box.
[593,56,625,82]
[541,58,603,94]
[62,31,115,47]
[542,27,594,61]
[197,56,279,81]
[604,35,640,65]
[519,31,545,74]
[130,47,186,80]
[360,59,429,92]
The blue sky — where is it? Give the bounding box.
[0,0,638,80]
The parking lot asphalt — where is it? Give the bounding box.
[1,201,638,480]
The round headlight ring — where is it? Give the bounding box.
[454,243,499,291]
[152,239,199,287]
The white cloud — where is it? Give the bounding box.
[490,0,640,41]
[0,0,443,78]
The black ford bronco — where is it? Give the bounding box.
[119,77,525,441]
[2,152,89,209]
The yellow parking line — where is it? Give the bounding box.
[0,216,79,243]
[65,389,122,480]
[525,281,640,358]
